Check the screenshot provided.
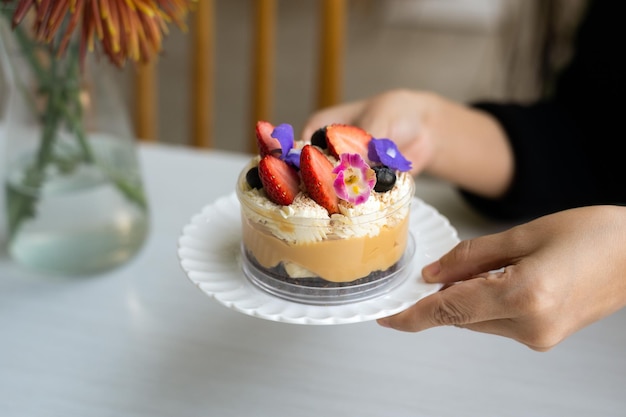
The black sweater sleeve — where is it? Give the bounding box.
[459,101,596,221]
[459,0,625,222]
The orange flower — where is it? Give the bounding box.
[2,0,195,66]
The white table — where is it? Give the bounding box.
[1,143,624,417]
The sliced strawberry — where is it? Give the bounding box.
[300,145,339,215]
[255,120,281,157]
[258,155,300,205]
[325,124,372,160]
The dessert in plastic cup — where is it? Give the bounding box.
[237,121,415,305]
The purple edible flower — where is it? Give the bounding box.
[284,148,302,167]
[271,123,300,168]
[271,124,294,159]
[367,138,412,172]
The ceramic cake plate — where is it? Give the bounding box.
[177,192,459,325]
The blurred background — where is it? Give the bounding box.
[117,0,553,153]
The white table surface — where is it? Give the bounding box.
[0,143,624,417]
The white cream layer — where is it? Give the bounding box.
[240,159,413,243]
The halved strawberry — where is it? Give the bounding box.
[258,155,300,205]
[325,124,372,160]
[300,145,339,215]
[255,120,281,157]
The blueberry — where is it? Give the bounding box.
[310,126,328,149]
[373,165,396,192]
[246,166,263,189]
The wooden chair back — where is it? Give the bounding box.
[133,0,346,153]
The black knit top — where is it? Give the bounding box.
[462,0,625,221]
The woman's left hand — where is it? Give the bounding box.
[378,205,626,351]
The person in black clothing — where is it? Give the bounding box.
[302,0,625,351]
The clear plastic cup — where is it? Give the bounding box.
[236,163,415,305]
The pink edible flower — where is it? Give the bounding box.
[332,153,376,205]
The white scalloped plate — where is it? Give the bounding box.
[178,193,459,325]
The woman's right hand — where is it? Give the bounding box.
[302,89,514,199]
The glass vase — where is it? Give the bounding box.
[0,19,150,276]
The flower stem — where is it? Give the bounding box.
[6,54,65,239]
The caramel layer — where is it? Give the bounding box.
[241,215,409,282]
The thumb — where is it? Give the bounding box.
[422,231,522,284]
[377,270,509,332]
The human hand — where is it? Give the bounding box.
[377,205,626,351]
[302,89,514,198]
[303,89,437,176]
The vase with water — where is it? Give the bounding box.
[0,18,149,276]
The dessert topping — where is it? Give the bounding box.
[368,138,412,172]
[271,123,301,168]
[372,165,397,192]
[310,126,328,149]
[332,153,376,204]
[246,166,263,189]
[252,121,413,211]
[255,120,281,157]
[325,124,372,161]
[300,145,340,214]
[258,155,300,205]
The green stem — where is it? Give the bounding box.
[65,42,94,164]
[6,58,65,238]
